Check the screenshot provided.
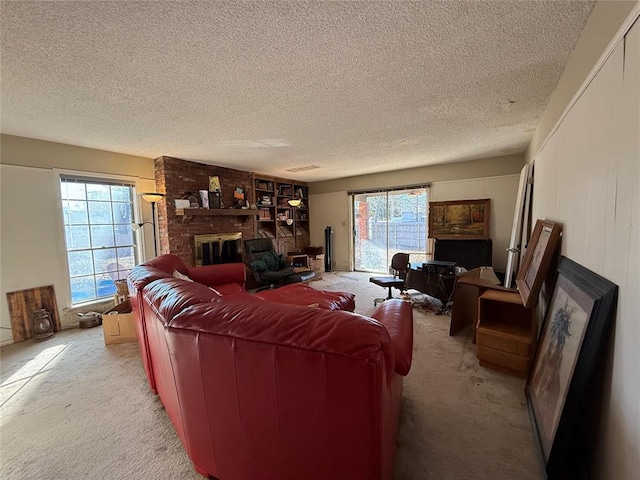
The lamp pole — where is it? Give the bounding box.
[288,198,302,253]
[150,201,158,256]
[141,193,166,257]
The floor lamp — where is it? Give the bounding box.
[140,192,165,256]
[288,198,301,252]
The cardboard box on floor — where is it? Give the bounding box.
[102,299,137,345]
[310,254,325,280]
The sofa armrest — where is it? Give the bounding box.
[370,299,413,376]
[187,263,246,289]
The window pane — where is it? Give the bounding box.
[112,202,132,224]
[114,224,134,246]
[66,201,88,225]
[66,183,87,200]
[61,177,138,304]
[91,225,115,248]
[93,248,117,274]
[88,201,113,224]
[70,276,96,303]
[111,185,131,202]
[87,184,110,201]
[117,247,135,270]
[68,251,94,277]
[96,273,116,296]
[65,225,91,250]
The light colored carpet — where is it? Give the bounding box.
[0,272,542,479]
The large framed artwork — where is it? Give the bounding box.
[516,220,563,308]
[428,199,490,239]
[526,256,617,479]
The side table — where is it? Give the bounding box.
[476,290,537,378]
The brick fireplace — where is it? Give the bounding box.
[153,156,256,267]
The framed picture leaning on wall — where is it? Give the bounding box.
[526,256,617,479]
[516,220,563,308]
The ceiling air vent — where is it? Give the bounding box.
[285,165,321,173]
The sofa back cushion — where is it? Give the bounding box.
[128,265,174,291]
[171,300,394,375]
[143,278,222,322]
[142,254,188,276]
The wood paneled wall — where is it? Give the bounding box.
[532,21,639,479]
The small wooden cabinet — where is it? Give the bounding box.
[253,175,310,256]
[476,290,537,378]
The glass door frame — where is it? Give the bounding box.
[351,185,429,273]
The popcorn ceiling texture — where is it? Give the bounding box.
[1,1,594,181]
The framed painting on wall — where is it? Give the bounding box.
[428,198,490,239]
[526,256,617,479]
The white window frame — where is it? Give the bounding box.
[54,169,146,307]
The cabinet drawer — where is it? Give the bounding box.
[476,328,533,357]
[477,345,531,375]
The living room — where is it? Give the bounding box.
[1,1,639,479]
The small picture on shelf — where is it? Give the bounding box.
[209,176,221,192]
[199,190,209,209]
[208,191,221,209]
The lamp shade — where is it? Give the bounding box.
[141,192,165,204]
[288,199,301,207]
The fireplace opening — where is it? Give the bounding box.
[194,233,242,266]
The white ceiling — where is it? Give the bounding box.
[1,1,594,182]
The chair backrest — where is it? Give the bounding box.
[244,238,276,263]
[390,253,410,280]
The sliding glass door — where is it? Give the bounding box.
[353,187,428,272]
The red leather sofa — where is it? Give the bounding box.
[128,254,413,480]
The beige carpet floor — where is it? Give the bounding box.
[0,271,542,479]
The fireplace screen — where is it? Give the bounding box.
[194,233,242,266]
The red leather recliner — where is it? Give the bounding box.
[128,255,413,480]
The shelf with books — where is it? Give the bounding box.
[253,174,310,252]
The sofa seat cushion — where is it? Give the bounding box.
[143,278,221,323]
[255,283,355,312]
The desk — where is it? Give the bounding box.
[405,267,455,309]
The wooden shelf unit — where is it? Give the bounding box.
[253,175,310,255]
[476,290,537,378]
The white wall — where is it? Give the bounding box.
[0,165,68,344]
[0,137,156,345]
[430,175,519,270]
[309,174,520,272]
[531,15,639,479]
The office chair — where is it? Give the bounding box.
[369,253,410,306]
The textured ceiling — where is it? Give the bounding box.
[1,1,594,181]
